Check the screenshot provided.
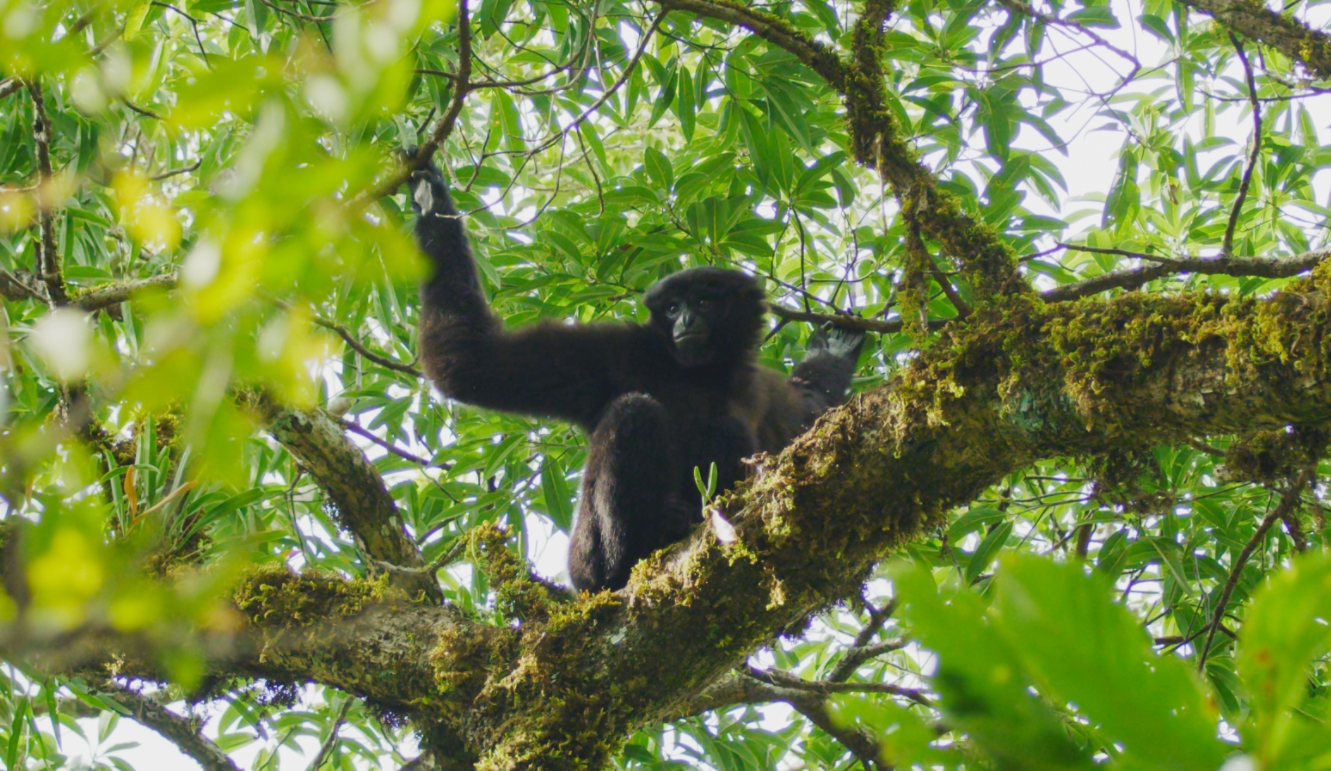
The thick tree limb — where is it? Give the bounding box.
[93,680,240,771]
[16,270,1331,768]
[1179,0,1331,80]
[262,406,443,603]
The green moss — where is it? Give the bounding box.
[468,523,562,622]
[232,564,392,626]
[1221,427,1327,485]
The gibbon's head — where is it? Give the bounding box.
[644,267,766,368]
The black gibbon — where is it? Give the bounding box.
[409,162,865,592]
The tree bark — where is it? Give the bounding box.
[20,268,1331,769]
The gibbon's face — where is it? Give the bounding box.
[644,268,766,368]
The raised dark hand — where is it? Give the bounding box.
[808,323,866,362]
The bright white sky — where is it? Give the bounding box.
[59,0,1331,766]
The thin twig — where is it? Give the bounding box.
[303,698,354,771]
[0,267,47,303]
[358,0,473,206]
[373,538,466,577]
[1224,34,1262,257]
[787,693,885,771]
[151,2,209,64]
[1197,473,1310,670]
[121,97,163,120]
[994,0,1139,68]
[313,316,421,376]
[261,0,333,23]
[1041,246,1331,302]
[151,159,202,181]
[747,665,932,707]
[339,416,432,467]
[829,598,901,682]
[770,304,949,334]
[416,0,473,163]
[525,12,667,157]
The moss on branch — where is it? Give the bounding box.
[22,269,1331,770]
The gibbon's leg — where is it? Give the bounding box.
[569,393,691,592]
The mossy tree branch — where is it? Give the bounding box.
[1178,0,1331,80]
[261,406,444,604]
[655,0,1026,298]
[18,266,1331,769]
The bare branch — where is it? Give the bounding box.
[311,314,421,376]
[25,80,68,306]
[1179,0,1331,80]
[93,680,240,771]
[1198,473,1311,670]
[995,0,1139,68]
[151,159,202,181]
[748,665,932,707]
[1040,246,1331,302]
[1223,34,1261,258]
[416,0,472,164]
[304,698,355,771]
[830,598,903,682]
[261,404,443,603]
[339,415,432,467]
[525,12,666,156]
[0,267,47,303]
[359,0,472,205]
[769,304,950,334]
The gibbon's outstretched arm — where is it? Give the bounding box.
[410,163,632,427]
[789,324,866,414]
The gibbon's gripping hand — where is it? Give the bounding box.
[404,156,456,218]
[809,323,867,363]
[405,149,486,319]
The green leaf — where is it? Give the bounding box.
[648,60,677,128]
[1239,553,1331,762]
[994,556,1227,771]
[540,456,573,531]
[7,695,27,768]
[891,562,1097,770]
[644,147,673,190]
[965,520,1011,583]
[125,0,153,37]
[492,90,524,154]
[1066,6,1119,27]
[676,66,696,142]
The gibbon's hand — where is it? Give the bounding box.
[809,322,867,361]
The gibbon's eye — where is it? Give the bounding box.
[697,298,712,311]
[667,302,681,317]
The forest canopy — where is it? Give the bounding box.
[3,0,1331,768]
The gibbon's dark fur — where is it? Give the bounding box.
[410,163,865,592]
